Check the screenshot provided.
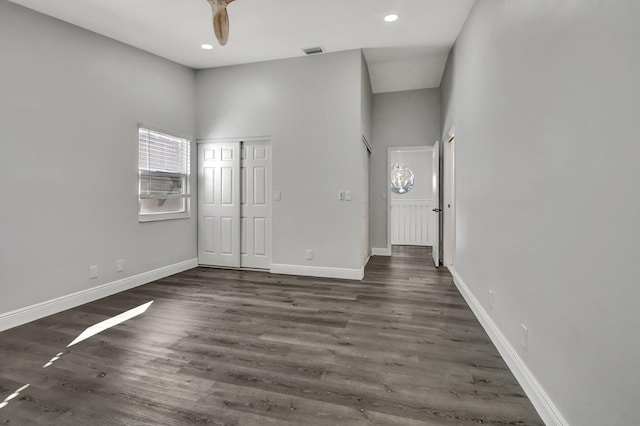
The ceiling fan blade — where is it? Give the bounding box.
[207,0,235,46]
[213,6,230,45]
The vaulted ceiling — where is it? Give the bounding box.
[8,0,475,93]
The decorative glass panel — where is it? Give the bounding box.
[390,162,415,194]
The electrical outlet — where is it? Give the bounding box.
[89,265,98,279]
[116,259,124,273]
[305,250,313,260]
[488,290,494,311]
[345,190,352,201]
[521,323,528,351]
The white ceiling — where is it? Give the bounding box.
[7,0,475,93]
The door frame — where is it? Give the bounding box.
[362,136,372,268]
[443,127,456,271]
[196,136,273,269]
[432,140,441,267]
[386,145,433,255]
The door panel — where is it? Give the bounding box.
[391,200,433,246]
[204,168,215,204]
[240,217,248,255]
[221,167,234,205]
[203,216,215,253]
[240,142,271,269]
[240,167,248,205]
[198,142,241,267]
[254,167,267,205]
[221,217,234,254]
[254,218,267,256]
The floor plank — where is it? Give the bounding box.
[0,246,543,425]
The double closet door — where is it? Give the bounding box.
[198,140,271,269]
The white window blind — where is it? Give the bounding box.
[138,126,190,221]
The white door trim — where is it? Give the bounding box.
[361,138,371,267]
[443,130,456,271]
[432,140,441,267]
[197,136,272,144]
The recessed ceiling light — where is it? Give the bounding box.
[384,14,399,22]
[201,44,214,50]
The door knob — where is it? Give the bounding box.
[432,208,443,212]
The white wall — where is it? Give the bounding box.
[0,2,197,316]
[441,1,640,424]
[370,88,440,250]
[196,50,364,272]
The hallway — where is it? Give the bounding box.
[0,247,542,425]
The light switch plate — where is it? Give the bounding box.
[345,190,352,201]
[274,191,282,201]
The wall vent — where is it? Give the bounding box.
[302,46,325,55]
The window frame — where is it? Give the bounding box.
[138,124,191,223]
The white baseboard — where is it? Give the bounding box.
[0,258,198,333]
[451,271,569,426]
[270,264,364,280]
[371,247,391,256]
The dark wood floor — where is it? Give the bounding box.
[0,247,543,425]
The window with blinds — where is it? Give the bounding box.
[138,126,190,221]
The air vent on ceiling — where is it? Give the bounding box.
[302,46,325,55]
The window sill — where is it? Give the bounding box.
[139,212,190,223]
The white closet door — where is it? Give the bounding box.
[198,142,241,267]
[240,142,271,269]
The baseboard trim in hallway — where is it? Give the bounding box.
[452,270,569,426]
[0,258,198,333]
[371,247,391,256]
